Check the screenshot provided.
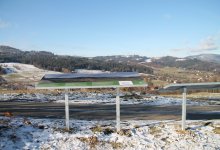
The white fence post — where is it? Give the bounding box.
[182,87,187,130]
[65,89,70,130]
[116,87,120,132]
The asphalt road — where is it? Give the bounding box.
[0,102,220,120]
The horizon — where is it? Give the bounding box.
[0,0,220,57]
[1,44,220,58]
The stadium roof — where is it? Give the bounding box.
[163,82,220,91]
[36,72,147,89]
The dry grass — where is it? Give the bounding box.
[149,126,162,135]
[90,125,114,135]
[110,141,123,149]
[175,129,196,137]
[175,130,188,135]
[118,129,132,137]
[161,92,220,99]
[4,112,13,117]
[77,136,99,149]
[103,127,114,135]
[213,127,220,134]
[52,126,76,133]
[77,136,123,149]
[90,125,103,133]
[5,74,23,79]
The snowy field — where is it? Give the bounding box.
[0,93,220,150]
[0,92,214,106]
[0,116,220,150]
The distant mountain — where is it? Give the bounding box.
[187,54,220,64]
[93,55,220,73]
[94,55,149,63]
[0,45,22,54]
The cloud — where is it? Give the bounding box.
[190,36,218,52]
[170,36,219,53]
[0,19,10,29]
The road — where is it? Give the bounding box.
[0,102,220,120]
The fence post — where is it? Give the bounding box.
[116,87,120,132]
[65,89,70,130]
[182,87,187,130]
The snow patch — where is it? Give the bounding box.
[176,58,186,61]
[0,117,220,150]
[0,92,209,106]
[75,69,108,74]
[0,63,41,73]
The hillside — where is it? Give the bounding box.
[96,55,220,73]
[1,45,220,89]
[187,54,220,64]
[145,56,220,73]
[0,45,153,74]
[0,45,22,54]
[0,63,61,91]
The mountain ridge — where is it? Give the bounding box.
[0,45,153,74]
[186,54,220,64]
[1,45,220,73]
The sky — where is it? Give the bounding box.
[0,0,220,57]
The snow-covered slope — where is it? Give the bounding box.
[0,63,42,73]
[0,63,61,82]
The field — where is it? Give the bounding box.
[152,67,219,87]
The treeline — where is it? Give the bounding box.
[150,56,220,73]
[0,46,153,74]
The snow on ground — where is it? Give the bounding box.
[75,69,108,74]
[0,63,42,73]
[0,116,220,150]
[0,63,60,82]
[0,92,210,106]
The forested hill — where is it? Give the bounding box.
[147,56,220,72]
[0,45,153,74]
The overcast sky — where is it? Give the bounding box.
[0,0,220,57]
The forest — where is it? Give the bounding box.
[0,46,153,74]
